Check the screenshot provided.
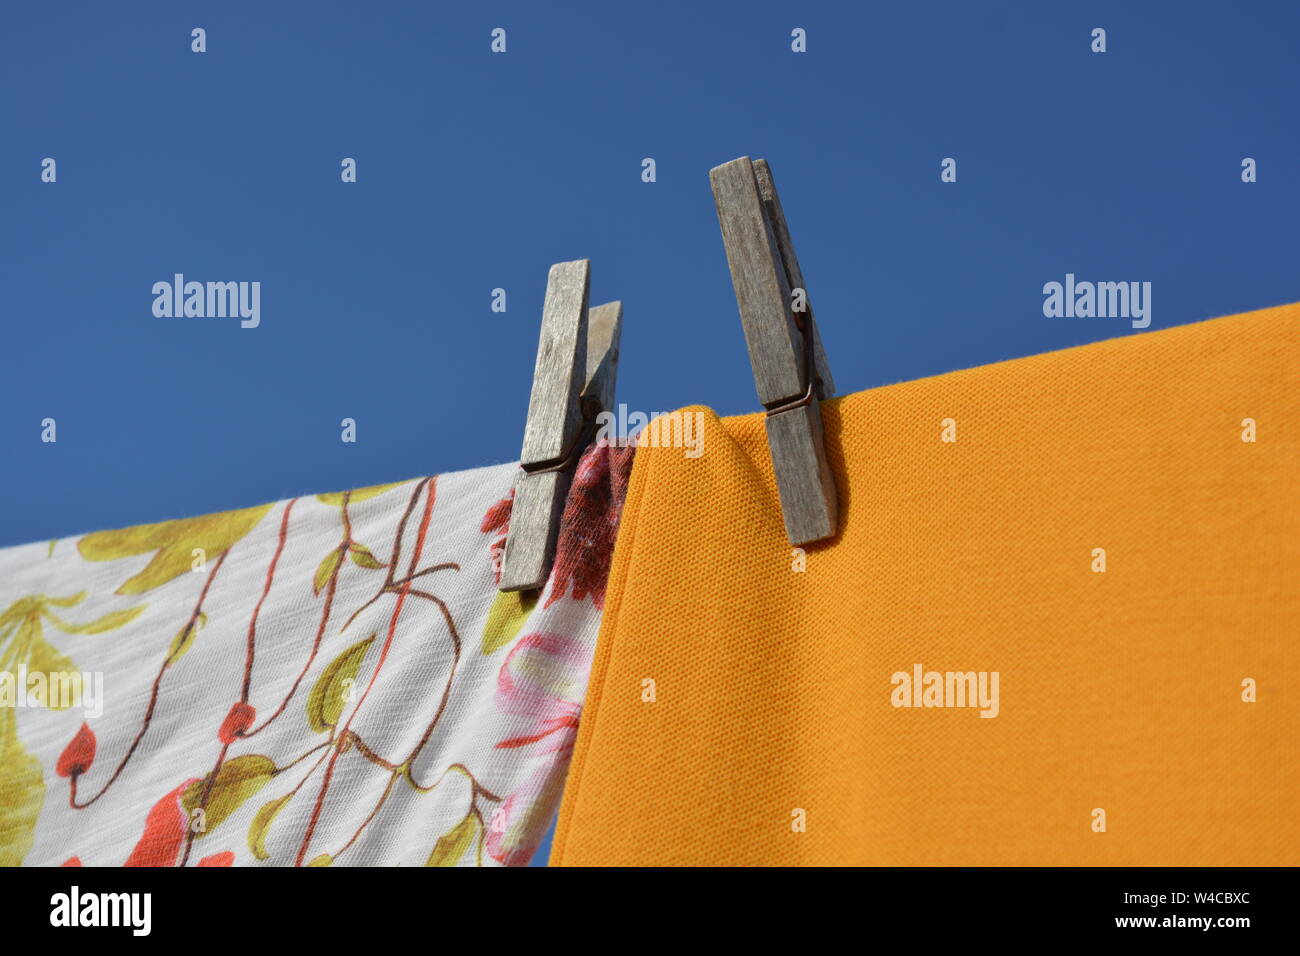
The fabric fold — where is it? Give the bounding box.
[554,304,1299,866]
[0,440,633,867]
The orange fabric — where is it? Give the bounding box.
[553,304,1299,866]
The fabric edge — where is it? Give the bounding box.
[548,425,665,865]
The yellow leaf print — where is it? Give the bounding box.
[316,481,405,506]
[306,635,374,733]
[78,504,272,594]
[0,707,44,866]
[165,612,207,665]
[424,812,479,866]
[0,594,146,709]
[23,635,78,708]
[313,549,342,596]
[43,606,145,635]
[181,754,277,837]
[248,794,292,861]
[481,589,538,655]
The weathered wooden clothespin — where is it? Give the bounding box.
[499,259,623,591]
[710,157,838,546]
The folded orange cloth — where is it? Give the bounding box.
[554,304,1299,866]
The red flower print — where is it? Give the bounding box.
[544,439,634,609]
[124,779,198,867]
[482,440,633,597]
[481,490,514,584]
[56,723,97,778]
[494,711,579,752]
[218,701,256,744]
[75,778,223,867]
[481,492,513,536]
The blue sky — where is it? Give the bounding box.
[3,1,1297,863]
[3,1,1298,545]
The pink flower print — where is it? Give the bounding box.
[493,632,588,755]
[485,763,568,867]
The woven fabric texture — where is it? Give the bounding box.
[1,440,632,867]
[553,304,1299,866]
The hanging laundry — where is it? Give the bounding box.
[553,303,1299,866]
[0,440,633,867]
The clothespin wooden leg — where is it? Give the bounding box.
[710,156,838,546]
[583,301,623,420]
[500,258,622,592]
[765,401,837,543]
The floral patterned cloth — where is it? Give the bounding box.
[0,440,633,867]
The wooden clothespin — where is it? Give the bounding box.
[499,259,623,591]
[710,157,838,546]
